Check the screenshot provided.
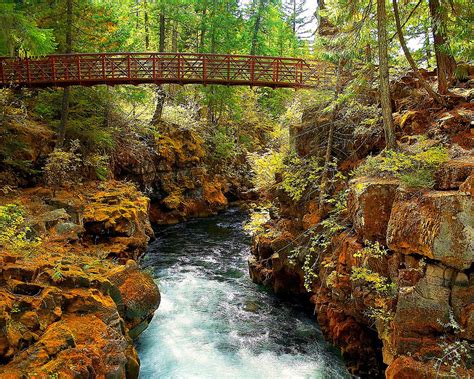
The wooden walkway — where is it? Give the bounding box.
[0,52,337,89]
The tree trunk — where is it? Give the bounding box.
[172,21,178,51]
[151,87,166,124]
[199,1,207,52]
[159,13,165,52]
[377,0,397,150]
[57,0,73,147]
[392,0,445,105]
[151,12,167,125]
[424,24,432,68]
[319,60,343,206]
[250,0,264,55]
[428,0,456,94]
[144,0,150,49]
[292,0,296,33]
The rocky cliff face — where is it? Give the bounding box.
[249,76,474,377]
[0,182,160,378]
[113,122,236,225]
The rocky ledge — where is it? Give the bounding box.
[0,181,160,378]
[249,158,473,377]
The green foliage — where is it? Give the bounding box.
[355,141,449,188]
[302,252,319,291]
[0,0,56,56]
[280,156,323,201]
[279,155,347,203]
[288,189,348,292]
[162,104,199,130]
[85,154,110,181]
[244,205,271,236]
[350,240,396,327]
[51,263,64,283]
[0,204,41,255]
[248,150,286,192]
[399,167,436,188]
[211,127,237,161]
[351,267,396,295]
[365,307,394,324]
[434,310,473,377]
[351,240,395,296]
[354,240,389,260]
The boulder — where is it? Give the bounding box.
[348,178,399,243]
[386,356,438,379]
[108,260,160,339]
[82,183,154,258]
[393,264,453,344]
[435,156,474,190]
[0,314,138,378]
[397,110,431,135]
[387,189,474,270]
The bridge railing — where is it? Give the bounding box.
[0,52,337,89]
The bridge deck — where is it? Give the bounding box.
[0,53,336,89]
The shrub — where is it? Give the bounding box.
[0,204,41,255]
[161,104,198,130]
[351,267,396,296]
[399,168,436,188]
[85,154,110,181]
[279,156,346,202]
[280,156,323,201]
[354,141,449,188]
[212,127,237,160]
[354,240,389,260]
[244,205,271,236]
[248,150,286,192]
[43,140,82,193]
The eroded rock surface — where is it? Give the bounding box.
[113,122,230,224]
[0,182,160,378]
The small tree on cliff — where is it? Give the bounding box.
[43,140,82,196]
[376,0,397,150]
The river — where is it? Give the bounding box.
[137,208,350,379]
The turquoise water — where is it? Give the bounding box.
[137,209,350,379]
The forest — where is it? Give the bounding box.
[0,0,473,378]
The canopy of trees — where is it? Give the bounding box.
[0,0,471,149]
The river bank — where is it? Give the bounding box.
[137,209,350,379]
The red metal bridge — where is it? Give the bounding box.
[0,52,337,89]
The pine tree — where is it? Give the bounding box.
[282,0,313,40]
[57,0,73,147]
[376,0,397,150]
[0,0,56,56]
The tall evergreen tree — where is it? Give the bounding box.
[376,0,397,149]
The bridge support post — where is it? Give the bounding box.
[250,57,255,86]
[51,56,56,83]
[25,58,31,84]
[203,55,207,85]
[0,59,4,85]
[101,54,106,81]
[77,55,81,83]
[127,55,131,82]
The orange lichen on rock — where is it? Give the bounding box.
[348,178,400,243]
[0,181,160,378]
[387,189,473,270]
